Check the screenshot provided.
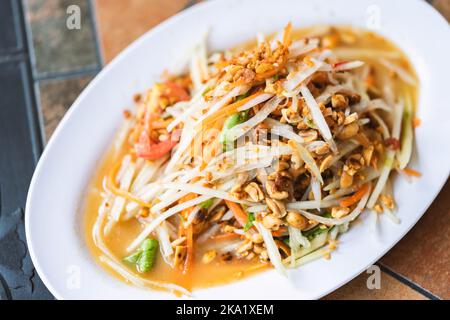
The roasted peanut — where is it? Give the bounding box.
[259,249,269,261]
[343,112,359,125]
[331,207,350,218]
[266,197,287,218]
[244,182,265,202]
[286,211,308,230]
[251,233,264,244]
[266,171,292,200]
[340,171,353,188]
[331,94,348,109]
[262,214,282,230]
[322,34,340,48]
[320,154,334,172]
[237,241,253,254]
[337,122,359,139]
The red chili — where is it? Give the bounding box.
[384,137,400,150]
[333,61,349,68]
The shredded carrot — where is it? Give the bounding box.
[199,160,208,171]
[365,73,376,87]
[179,193,197,275]
[303,56,314,67]
[282,22,292,47]
[275,239,291,257]
[403,168,422,177]
[225,200,248,227]
[179,193,197,221]
[177,223,185,238]
[180,193,197,204]
[254,66,285,81]
[412,118,421,128]
[151,119,173,129]
[339,183,369,207]
[164,81,190,102]
[272,227,288,237]
[129,123,143,144]
[214,60,231,70]
[211,233,241,241]
[200,91,264,128]
[106,160,151,208]
[183,223,194,275]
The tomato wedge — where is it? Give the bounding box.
[135,130,180,160]
[165,81,190,102]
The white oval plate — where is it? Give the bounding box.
[26,0,450,300]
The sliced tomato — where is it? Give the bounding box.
[135,130,180,160]
[165,81,190,102]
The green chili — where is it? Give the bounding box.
[219,111,249,151]
[123,238,158,273]
[304,117,317,129]
[199,198,214,209]
[243,212,255,232]
[138,239,158,273]
[235,92,249,101]
[123,251,142,264]
[303,225,329,241]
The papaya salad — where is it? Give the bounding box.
[85,24,419,295]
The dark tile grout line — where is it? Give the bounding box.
[16,0,45,161]
[0,52,28,63]
[88,0,105,68]
[0,272,12,300]
[376,262,441,300]
[10,0,25,53]
[35,65,101,82]
[20,0,40,82]
[20,0,47,150]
